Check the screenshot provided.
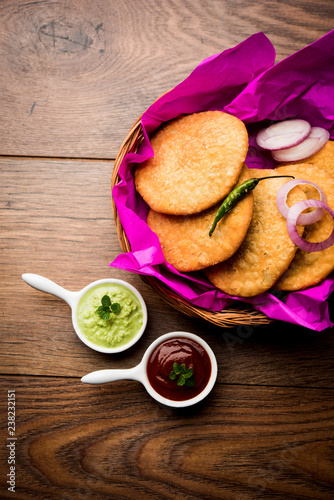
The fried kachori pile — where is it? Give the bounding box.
[133,111,334,298]
[204,169,307,297]
[147,165,254,273]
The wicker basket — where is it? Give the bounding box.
[111,116,272,328]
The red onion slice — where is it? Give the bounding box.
[276,179,327,224]
[286,200,334,252]
[256,119,311,151]
[272,127,330,162]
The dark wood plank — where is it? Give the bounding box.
[0,0,333,158]
[0,376,333,499]
[1,157,334,389]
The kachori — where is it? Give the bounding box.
[278,140,334,178]
[135,111,248,215]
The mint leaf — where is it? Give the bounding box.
[96,305,107,318]
[101,295,111,308]
[110,302,120,314]
[101,310,110,321]
[173,362,182,375]
[170,363,195,388]
[183,368,193,379]
[96,296,120,322]
[185,377,195,387]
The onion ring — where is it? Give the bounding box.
[256,119,311,151]
[271,127,330,162]
[286,200,334,252]
[276,179,327,224]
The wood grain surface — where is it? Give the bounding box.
[1,0,334,499]
[0,0,333,158]
[1,377,334,500]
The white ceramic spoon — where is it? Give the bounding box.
[81,331,218,408]
[22,273,147,353]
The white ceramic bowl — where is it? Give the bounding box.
[22,274,147,353]
[81,331,218,408]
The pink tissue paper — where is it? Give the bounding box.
[111,31,334,331]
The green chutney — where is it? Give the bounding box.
[77,283,144,348]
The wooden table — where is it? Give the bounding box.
[1,1,334,498]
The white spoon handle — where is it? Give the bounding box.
[22,273,77,306]
[81,366,143,385]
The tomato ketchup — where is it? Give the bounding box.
[146,337,212,401]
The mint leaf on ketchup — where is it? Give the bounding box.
[169,363,195,387]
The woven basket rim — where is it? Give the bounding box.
[111,116,272,328]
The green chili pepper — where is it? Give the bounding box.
[208,175,295,237]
